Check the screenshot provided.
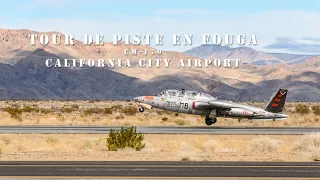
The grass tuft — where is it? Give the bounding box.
[107,126,145,151]
[293,133,320,161]
[295,104,310,115]
[84,108,113,116]
[1,136,11,145]
[161,117,168,122]
[312,105,320,115]
[175,120,186,126]
[250,137,282,153]
[121,106,138,116]
[46,137,59,145]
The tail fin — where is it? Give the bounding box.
[265,89,288,113]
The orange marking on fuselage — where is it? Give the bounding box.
[144,96,154,100]
[281,89,285,92]
[272,104,279,107]
[278,94,283,97]
[274,99,281,102]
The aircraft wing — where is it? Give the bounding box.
[207,100,240,109]
[193,100,240,110]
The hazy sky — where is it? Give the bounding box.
[1,0,320,54]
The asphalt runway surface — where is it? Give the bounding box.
[0,126,319,134]
[0,161,318,178]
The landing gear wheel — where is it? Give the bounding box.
[205,119,213,126]
[138,107,145,112]
[205,116,217,126]
[211,118,217,124]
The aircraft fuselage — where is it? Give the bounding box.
[134,95,289,120]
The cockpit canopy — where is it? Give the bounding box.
[157,89,216,99]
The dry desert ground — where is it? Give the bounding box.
[0,101,319,162]
[0,134,319,162]
[0,100,318,127]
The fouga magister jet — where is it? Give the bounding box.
[134,89,289,125]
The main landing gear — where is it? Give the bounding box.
[205,109,217,126]
[138,106,145,113]
[205,116,217,126]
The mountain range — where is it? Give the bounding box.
[184,44,315,65]
[0,28,319,101]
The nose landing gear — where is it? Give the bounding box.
[205,116,217,126]
[138,107,145,113]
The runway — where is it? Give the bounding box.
[0,161,318,177]
[0,126,319,134]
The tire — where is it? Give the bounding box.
[211,118,217,124]
[205,119,213,126]
[138,107,145,112]
[205,117,217,126]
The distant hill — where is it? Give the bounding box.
[291,56,320,71]
[184,44,315,65]
[0,49,156,100]
[0,48,318,101]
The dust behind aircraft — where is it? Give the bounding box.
[134,89,289,125]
